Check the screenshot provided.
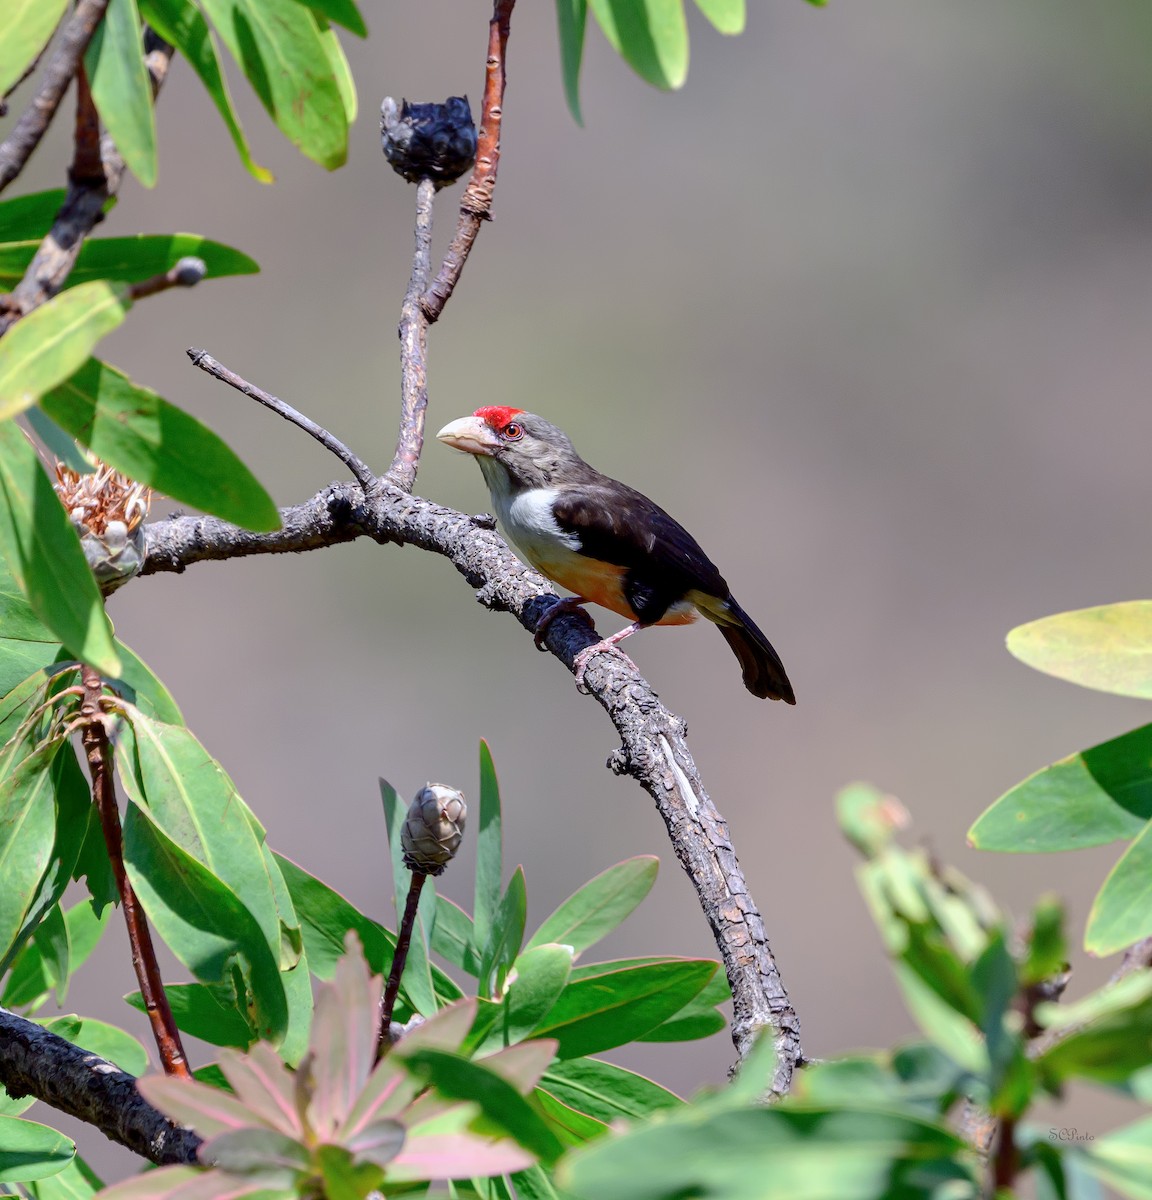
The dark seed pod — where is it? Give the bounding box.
[380,96,477,188]
[401,784,467,875]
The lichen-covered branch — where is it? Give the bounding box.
[141,480,804,1092]
[0,1008,201,1165]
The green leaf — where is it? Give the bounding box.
[24,409,91,476]
[0,425,118,675]
[794,1046,968,1118]
[43,1016,148,1076]
[41,358,280,532]
[431,895,480,976]
[122,798,288,1043]
[534,1088,607,1147]
[0,235,258,290]
[4,900,109,1010]
[114,714,291,968]
[558,1105,971,1200]
[0,744,63,969]
[315,18,357,123]
[0,567,58,643]
[479,867,527,1001]
[126,981,254,1048]
[527,856,657,956]
[638,966,728,1042]
[273,853,394,979]
[1022,896,1067,987]
[8,748,102,970]
[837,783,906,858]
[400,1048,564,1165]
[1008,602,1152,699]
[84,0,158,188]
[0,283,130,421]
[26,1153,102,1200]
[0,191,69,242]
[474,739,503,958]
[1084,1116,1152,1200]
[509,1166,562,1200]
[296,0,367,38]
[891,963,984,1075]
[541,1058,681,1123]
[482,944,572,1049]
[0,1114,74,1182]
[1036,981,1152,1087]
[692,0,744,33]
[1087,819,1152,955]
[26,903,68,1003]
[969,724,1152,852]
[587,0,689,90]
[535,959,717,1059]
[137,0,273,183]
[197,0,349,170]
[0,0,69,95]
[380,779,438,1016]
[110,641,185,725]
[554,0,587,124]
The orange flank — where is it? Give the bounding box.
[525,544,698,627]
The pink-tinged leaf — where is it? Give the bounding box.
[217,1044,302,1137]
[480,1040,559,1093]
[167,1169,289,1200]
[307,938,379,1137]
[392,999,477,1057]
[137,1077,266,1137]
[198,1128,310,1175]
[386,1134,535,1182]
[344,1117,406,1168]
[94,1166,200,1200]
[335,1059,415,1141]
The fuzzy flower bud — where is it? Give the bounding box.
[401,784,467,875]
[380,96,477,188]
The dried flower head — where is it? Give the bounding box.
[401,784,467,875]
[54,463,150,593]
[380,96,477,188]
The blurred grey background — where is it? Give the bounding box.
[11,0,1152,1176]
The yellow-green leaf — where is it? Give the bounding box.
[0,283,130,421]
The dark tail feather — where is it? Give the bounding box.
[713,597,795,703]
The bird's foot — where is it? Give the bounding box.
[572,623,642,693]
[533,596,594,651]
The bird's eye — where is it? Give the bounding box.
[503,422,524,440]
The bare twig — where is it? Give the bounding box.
[79,668,192,1080]
[421,0,514,323]
[0,0,111,195]
[0,1007,202,1164]
[187,351,377,490]
[140,480,803,1092]
[0,29,174,332]
[377,873,427,1057]
[388,176,436,491]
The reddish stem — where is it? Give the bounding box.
[420,0,515,323]
[376,872,427,1059]
[79,668,191,1079]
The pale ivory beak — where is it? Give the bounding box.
[436,416,500,456]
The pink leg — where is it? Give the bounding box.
[534,595,595,651]
[573,622,643,693]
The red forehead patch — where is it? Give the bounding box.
[474,405,524,431]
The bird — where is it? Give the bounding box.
[436,407,795,703]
